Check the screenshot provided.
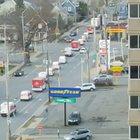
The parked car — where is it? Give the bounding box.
[28,44,34,52]
[92,74,113,85]
[76,83,96,91]
[70,31,77,37]
[64,128,92,140]
[68,111,81,125]
[13,69,24,77]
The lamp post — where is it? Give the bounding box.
[4,24,11,140]
[80,56,84,85]
[87,49,90,83]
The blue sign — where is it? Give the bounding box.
[49,87,81,98]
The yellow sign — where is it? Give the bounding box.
[106,28,126,33]
[110,66,124,72]
[0,61,4,67]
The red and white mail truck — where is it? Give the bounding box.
[32,77,46,91]
[71,40,80,51]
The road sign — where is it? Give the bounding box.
[110,66,124,72]
[0,61,4,67]
[106,28,126,33]
[49,87,81,98]
[99,39,110,48]
[113,72,122,76]
[54,98,76,103]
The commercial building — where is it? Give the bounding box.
[128,0,140,139]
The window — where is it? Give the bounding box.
[130,126,138,138]
[130,96,138,108]
[130,4,138,17]
[130,66,138,78]
[130,35,138,48]
[68,7,71,12]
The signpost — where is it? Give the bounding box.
[49,87,81,126]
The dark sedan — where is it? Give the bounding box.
[68,111,81,125]
[70,31,77,37]
[13,70,24,77]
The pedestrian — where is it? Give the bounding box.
[57,128,60,138]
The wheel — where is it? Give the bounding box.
[94,79,98,84]
[90,88,94,91]
[86,135,90,140]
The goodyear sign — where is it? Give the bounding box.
[110,66,124,72]
[49,87,81,98]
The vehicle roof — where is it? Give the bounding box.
[82,83,93,85]
[75,128,90,132]
[21,90,31,93]
[32,77,45,80]
[1,102,15,105]
[70,111,80,114]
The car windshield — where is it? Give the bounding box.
[70,131,77,135]
[70,113,78,118]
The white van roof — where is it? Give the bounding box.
[1,102,15,106]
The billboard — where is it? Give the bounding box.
[49,87,81,98]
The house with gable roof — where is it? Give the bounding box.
[61,0,77,16]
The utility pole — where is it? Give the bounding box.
[21,11,25,52]
[87,50,90,83]
[81,56,83,85]
[46,47,51,102]
[4,24,11,140]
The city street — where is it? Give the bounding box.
[0,22,128,140]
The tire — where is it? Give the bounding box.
[86,135,90,140]
[90,88,94,91]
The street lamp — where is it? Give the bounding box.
[4,24,11,140]
[80,56,84,85]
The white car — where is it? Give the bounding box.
[59,56,67,64]
[20,90,33,101]
[76,83,96,91]
[46,67,54,76]
[78,38,84,45]
[79,47,87,54]
[52,61,60,70]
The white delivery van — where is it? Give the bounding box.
[20,90,32,101]
[59,56,67,64]
[83,32,89,39]
[82,35,86,42]
[64,47,73,57]
[38,71,48,82]
[0,102,16,117]
[52,61,60,70]
[46,67,54,76]
[78,38,84,45]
